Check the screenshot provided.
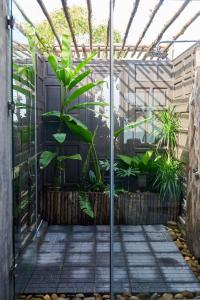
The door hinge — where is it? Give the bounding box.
[8,102,15,115]
[7,15,15,30]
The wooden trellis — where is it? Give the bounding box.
[14,0,200,60]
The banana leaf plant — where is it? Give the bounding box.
[39,34,108,189]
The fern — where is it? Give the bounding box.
[79,192,94,218]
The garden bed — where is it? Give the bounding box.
[40,191,180,225]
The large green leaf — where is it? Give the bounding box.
[48,54,58,73]
[56,67,71,85]
[61,34,72,67]
[74,52,97,75]
[57,154,82,161]
[64,81,105,107]
[63,115,93,143]
[114,117,152,138]
[52,133,66,144]
[67,101,108,113]
[118,155,133,166]
[68,69,92,90]
[42,111,61,118]
[13,85,34,97]
[79,191,94,218]
[39,151,56,169]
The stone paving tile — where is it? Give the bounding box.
[120,225,143,232]
[126,253,156,266]
[124,242,151,252]
[161,266,199,282]
[68,241,94,252]
[155,253,186,266]
[129,266,162,282]
[146,231,173,242]
[16,225,200,294]
[150,241,179,252]
[122,232,146,242]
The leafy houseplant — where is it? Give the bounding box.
[154,107,181,158]
[153,107,183,201]
[39,34,107,189]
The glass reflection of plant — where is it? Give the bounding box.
[39,35,107,191]
[13,32,36,223]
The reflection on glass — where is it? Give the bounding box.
[12,2,37,296]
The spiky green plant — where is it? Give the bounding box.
[154,107,181,158]
[153,156,183,201]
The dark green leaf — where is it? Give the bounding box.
[61,34,72,67]
[64,80,105,107]
[48,54,58,73]
[39,151,56,169]
[118,155,132,166]
[68,69,92,90]
[13,84,34,97]
[52,133,66,143]
[67,101,108,113]
[57,154,82,161]
[42,111,61,118]
[114,117,152,138]
[63,114,93,143]
[74,52,97,75]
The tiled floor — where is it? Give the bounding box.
[16,225,200,294]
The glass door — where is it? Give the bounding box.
[12,2,38,296]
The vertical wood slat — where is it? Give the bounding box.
[40,191,180,225]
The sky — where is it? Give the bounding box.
[15,0,200,59]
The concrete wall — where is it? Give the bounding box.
[0,0,13,299]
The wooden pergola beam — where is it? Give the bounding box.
[37,0,62,50]
[61,0,80,58]
[13,0,45,48]
[86,0,93,51]
[143,0,190,60]
[131,0,164,58]
[118,0,140,58]
[164,10,200,53]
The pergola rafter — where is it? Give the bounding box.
[131,0,164,58]
[13,0,45,48]
[118,0,140,58]
[61,0,80,57]
[163,10,200,53]
[143,0,190,60]
[36,0,62,50]
[86,0,93,51]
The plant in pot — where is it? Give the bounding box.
[39,34,108,216]
[153,106,184,201]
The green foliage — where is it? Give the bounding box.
[154,107,181,158]
[39,32,106,221]
[52,133,66,144]
[39,151,56,169]
[79,192,94,218]
[116,166,139,178]
[114,117,152,138]
[93,24,122,44]
[153,156,183,201]
[33,7,122,52]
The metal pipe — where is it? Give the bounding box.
[109,0,114,299]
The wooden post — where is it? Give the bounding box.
[186,49,200,258]
[0,0,13,299]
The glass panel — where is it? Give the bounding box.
[12,1,38,296]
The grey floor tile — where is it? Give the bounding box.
[16,225,200,294]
